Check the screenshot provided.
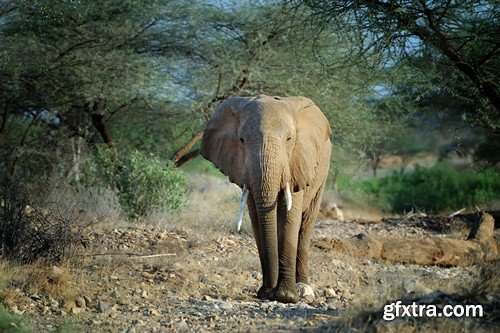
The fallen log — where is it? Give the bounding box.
[314,213,498,266]
[381,210,500,233]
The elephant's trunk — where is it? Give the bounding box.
[248,137,289,289]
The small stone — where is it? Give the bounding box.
[97,300,110,314]
[324,288,336,298]
[117,298,132,306]
[178,320,187,329]
[75,297,86,308]
[71,307,84,315]
[297,282,315,300]
[403,279,432,295]
[150,309,160,317]
[216,301,233,310]
[83,295,92,306]
[62,300,77,312]
[140,290,148,298]
[202,295,213,301]
[206,314,219,322]
[132,318,145,325]
[51,266,64,277]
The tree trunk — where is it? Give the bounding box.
[86,101,116,151]
[331,168,340,193]
[0,97,10,134]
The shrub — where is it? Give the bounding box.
[0,178,82,264]
[0,304,30,333]
[80,147,189,219]
[362,163,500,213]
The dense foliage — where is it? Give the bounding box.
[0,0,497,218]
[80,147,188,218]
[362,164,500,213]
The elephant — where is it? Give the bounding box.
[200,95,331,303]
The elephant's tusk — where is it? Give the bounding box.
[237,185,249,232]
[285,183,292,211]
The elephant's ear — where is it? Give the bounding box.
[285,96,332,192]
[200,97,249,188]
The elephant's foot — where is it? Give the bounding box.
[257,286,273,300]
[269,284,299,303]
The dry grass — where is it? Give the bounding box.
[0,261,88,307]
[323,260,499,332]
[43,183,124,226]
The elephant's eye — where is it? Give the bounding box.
[240,137,244,143]
[287,136,292,141]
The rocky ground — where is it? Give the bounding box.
[1,177,497,332]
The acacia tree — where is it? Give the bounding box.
[0,0,182,179]
[154,1,403,170]
[293,0,499,135]
[0,0,408,191]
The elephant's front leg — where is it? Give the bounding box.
[270,190,304,303]
[296,184,325,284]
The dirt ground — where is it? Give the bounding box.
[1,176,498,332]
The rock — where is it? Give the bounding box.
[297,282,315,300]
[132,319,145,325]
[117,298,132,306]
[51,266,64,277]
[324,288,337,298]
[125,327,136,333]
[97,300,111,314]
[216,301,233,310]
[202,295,214,301]
[71,307,84,315]
[89,319,101,325]
[62,300,77,312]
[140,290,148,298]
[297,302,314,309]
[403,279,432,295]
[11,306,24,316]
[83,295,93,307]
[149,309,160,317]
[75,297,86,308]
[178,320,188,329]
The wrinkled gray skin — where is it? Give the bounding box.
[200,95,331,303]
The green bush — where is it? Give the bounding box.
[362,163,500,213]
[80,147,188,219]
[0,304,30,333]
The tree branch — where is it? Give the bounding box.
[171,130,203,165]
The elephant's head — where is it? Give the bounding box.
[200,94,331,217]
